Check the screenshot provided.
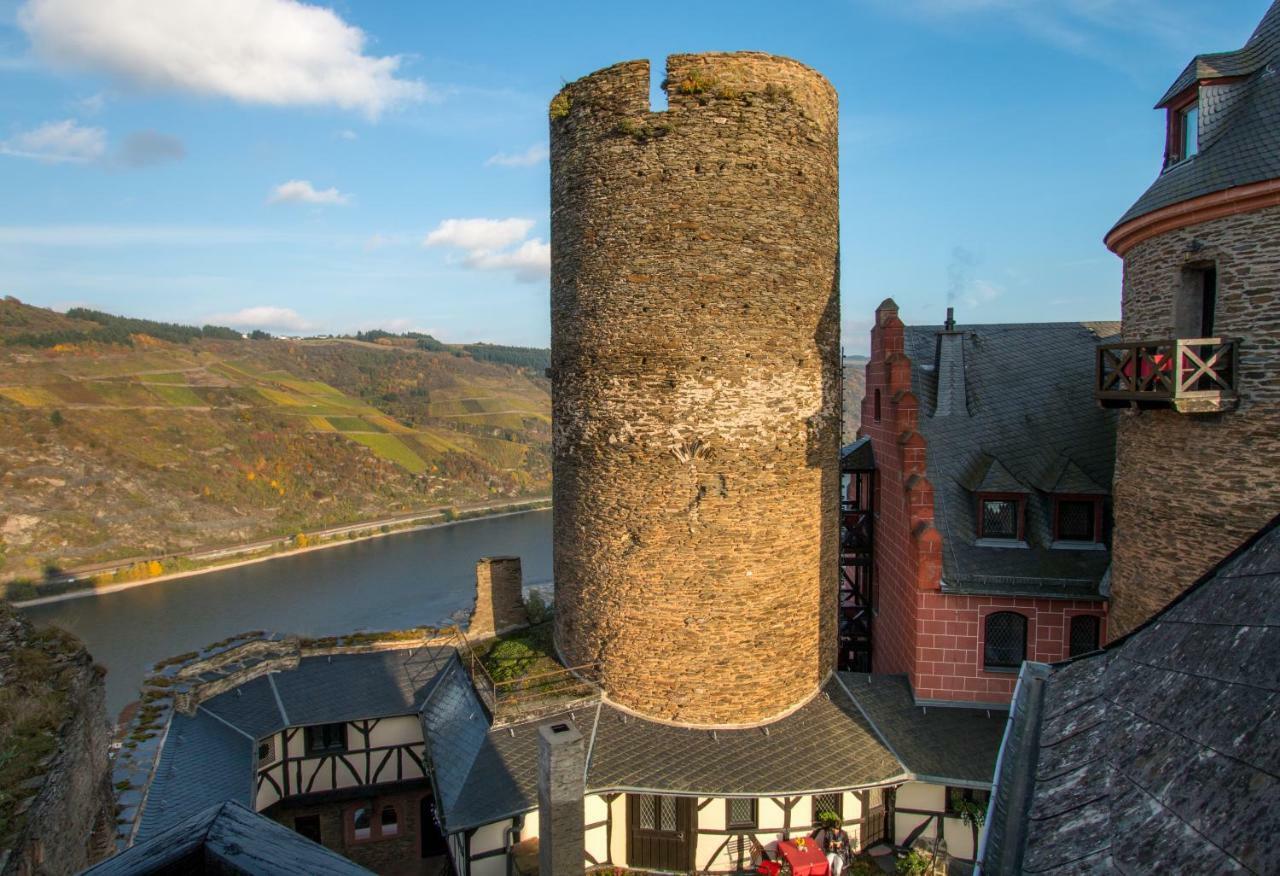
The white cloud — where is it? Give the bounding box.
[210,305,314,333]
[422,219,547,284]
[485,143,548,167]
[423,218,534,252]
[114,130,185,168]
[962,279,1002,309]
[337,129,358,141]
[422,217,548,283]
[267,180,351,206]
[18,0,427,118]
[464,239,551,283]
[0,118,105,163]
[76,92,107,114]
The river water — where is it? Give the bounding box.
[19,510,552,717]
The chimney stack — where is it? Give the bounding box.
[934,310,969,417]
[538,720,585,875]
[469,556,526,638]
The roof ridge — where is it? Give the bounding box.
[830,673,910,778]
[266,671,290,727]
[196,704,255,741]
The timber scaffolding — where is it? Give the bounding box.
[450,628,602,727]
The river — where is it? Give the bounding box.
[19,509,552,717]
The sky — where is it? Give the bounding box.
[0,0,1271,352]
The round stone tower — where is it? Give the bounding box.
[549,53,840,726]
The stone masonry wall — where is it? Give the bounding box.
[550,53,841,725]
[1110,205,1280,635]
[469,556,527,638]
[0,611,114,876]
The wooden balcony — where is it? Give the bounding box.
[1096,337,1239,413]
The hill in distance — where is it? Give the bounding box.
[0,297,551,582]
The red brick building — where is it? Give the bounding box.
[853,303,1117,705]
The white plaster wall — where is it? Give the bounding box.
[471,820,508,855]
[892,782,981,862]
[368,715,423,747]
[585,795,610,865]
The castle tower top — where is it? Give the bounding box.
[549,53,841,727]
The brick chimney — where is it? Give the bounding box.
[469,556,527,638]
[537,720,585,875]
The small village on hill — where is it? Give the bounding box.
[2,2,1279,876]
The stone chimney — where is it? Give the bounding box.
[537,720,585,875]
[468,556,527,638]
[934,308,969,417]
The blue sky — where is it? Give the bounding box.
[0,0,1270,351]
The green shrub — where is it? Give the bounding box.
[896,849,930,876]
[549,91,572,120]
[525,588,550,625]
[485,638,539,682]
[2,580,38,602]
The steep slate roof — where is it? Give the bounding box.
[134,648,1005,842]
[1114,1,1280,228]
[88,801,373,875]
[980,514,1280,875]
[587,678,906,797]
[424,673,1010,833]
[838,673,1006,786]
[904,322,1120,599]
[841,436,875,471]
[134,711,256,843]
[134,646,453,843]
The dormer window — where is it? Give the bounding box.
[1168,90,1199,165]
[977,493,1024,542]
[1053,496,1103,544]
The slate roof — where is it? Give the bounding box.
[134,646,453,843]
[841,436,875,471]
[903,322,1120,599]
[134,648,1003,842]
[979,513,1280,875]
[588,678,906,797]
[87,800,373,875]
[423,672,1008,833]
[838,673,1006,786]
[1114,1,1280,228]
[134,711,256,843]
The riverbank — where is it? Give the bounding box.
[8,498,551,608]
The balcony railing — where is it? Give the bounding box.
[1096,337,1239,412]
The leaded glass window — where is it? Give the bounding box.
[984,612,1026,670]
[659,796,676,832]
[727,798,757,828]
[1056,499,1097,542]
[638,795,657,831]
[981,498,1020,540]
[812,793,843,825]
[1069,615,1100,658]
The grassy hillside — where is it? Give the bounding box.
[843,355,868,443]
[0,298,550,582]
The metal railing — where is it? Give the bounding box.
[1095,337,1239,411]
[450,627,600,724]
